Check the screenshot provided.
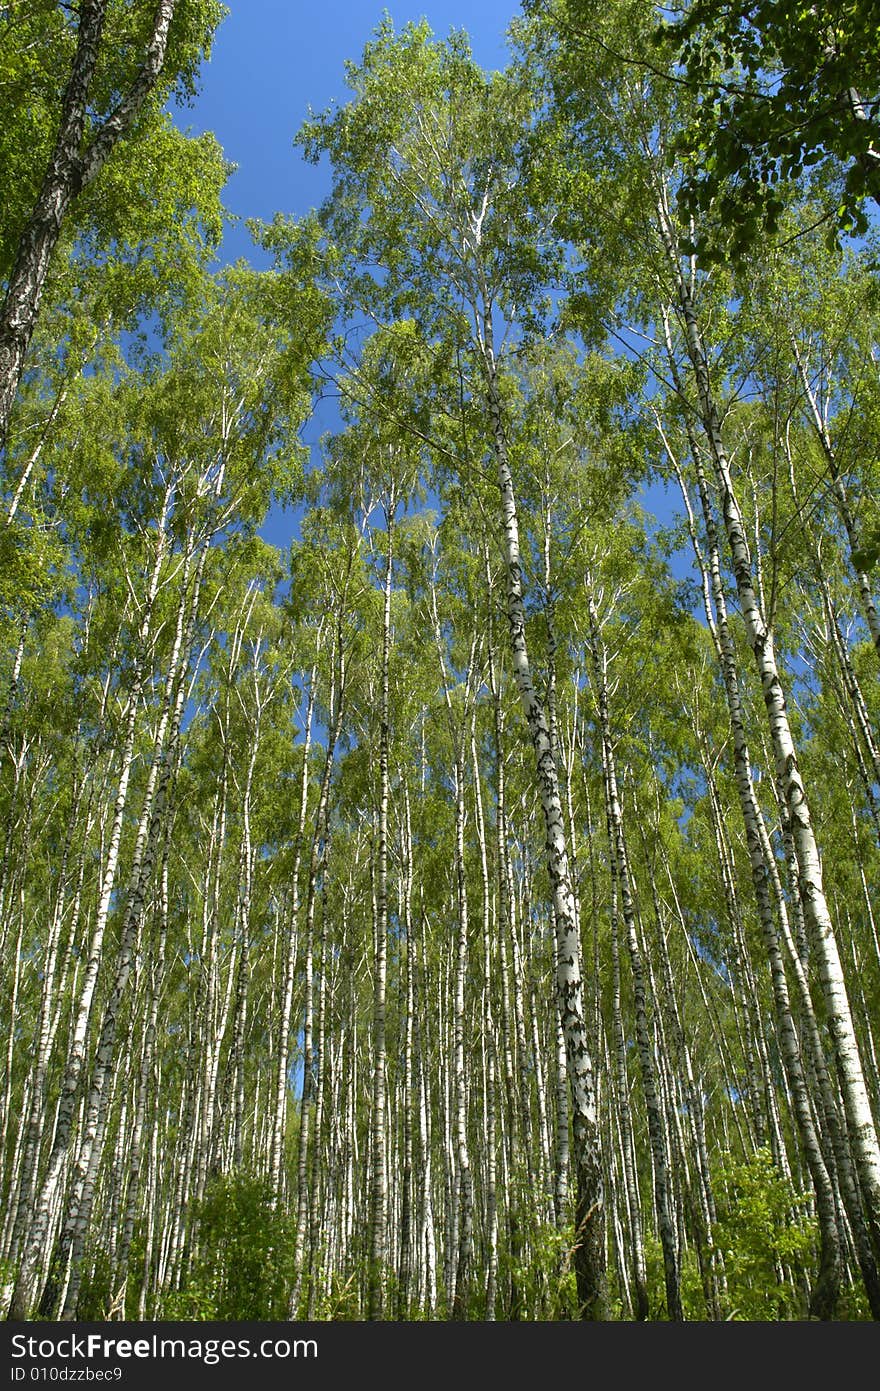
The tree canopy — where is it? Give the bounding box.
[656,0,880,259]
[1,0,879,1329]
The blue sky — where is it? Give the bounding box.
[182,1,516,264]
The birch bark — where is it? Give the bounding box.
[655,188,880,1257]
[480,298,604,1315]
[0,1,181,445]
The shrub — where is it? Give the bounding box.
[161,1170,295,1320]
[713,1147,816,1320]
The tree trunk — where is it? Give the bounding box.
[480,303,604,1317]
[0,1,179,446]
[367,513,393,1320]
[585,581,682,1320]
[655,190,880,1263]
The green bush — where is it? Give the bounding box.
[497,1210,578,1320]
[161,1170,295,1320]
[713,1147,816,1320]
[642,1236,707,1320]
[74,1248,115,1320]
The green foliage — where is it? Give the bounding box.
[304,1269,363,1321]
[639,1152,820,1322]
[498,1210,578,1320]
[4,1,880,1333]
[642,1237,707,1321]
[161,1171,296,1320]
[74,1248,117,1322]
[0,2,227,282]
[656,0,880,261]
[713,1148,817,1320]
[0,515,68,616]
[852,524,880,574]
[296,16,564,349]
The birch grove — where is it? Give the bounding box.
[1,0,879,1322]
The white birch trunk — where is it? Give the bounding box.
[655,193,880,1254]
[8,497,172,1320]
[480,306,604,1315]
[52,540,200,1319]
[367,514,393,1319]
[586,583,682,1319]
[0,0,180,444]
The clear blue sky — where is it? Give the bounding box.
[182,1,517,264]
